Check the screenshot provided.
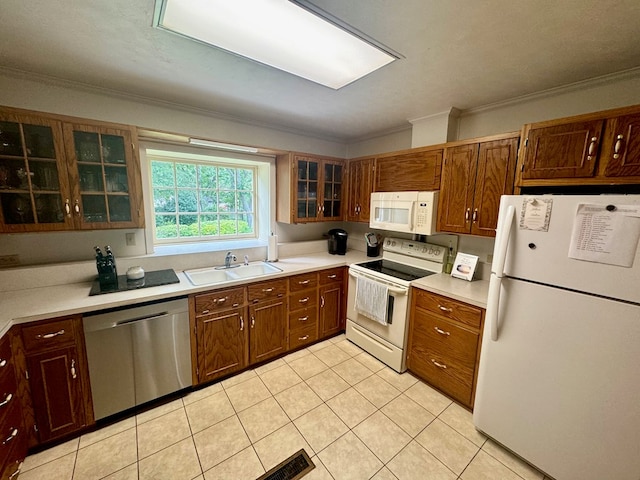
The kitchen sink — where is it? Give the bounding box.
[184,261,282,286]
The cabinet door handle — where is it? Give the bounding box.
[240,316,244,331]
[434,327,451,336]
[73,199,81,216]
[0,359,6,368]
[8,464,21,480]
[64,199,71,217]
[262,288,274,293]
[298,297,309,304]
[298,335,309,341]
[36,329,65,340]
[320,295,325,308]
[431,359,447,369]
[298,316,309,322]
[2,428,18,445]
[327,274,337,279]
[298,280,310,285]
[71,359,77,379]
[250,316,255,328]
[464,208,470,222]
[472,208,478,223]
[587,136,598,160]
[613,134,624,159]
[0,393,12,408]
[438,305,452,313]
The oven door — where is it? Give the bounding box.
[346,268,409,348]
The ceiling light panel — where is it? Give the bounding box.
[156,0,398,89]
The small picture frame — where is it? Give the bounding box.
[450,253,479,281]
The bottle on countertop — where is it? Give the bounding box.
[444,242,455,274]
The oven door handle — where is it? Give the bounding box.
[348,270,409,295]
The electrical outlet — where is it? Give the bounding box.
[125,233,136,246]
[0,255,20,267]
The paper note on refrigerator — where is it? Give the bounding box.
[568,203,640,267]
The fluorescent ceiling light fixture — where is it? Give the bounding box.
[188,138,259,153]
[155,0,400,89]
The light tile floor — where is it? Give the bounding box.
[19,335,554,480]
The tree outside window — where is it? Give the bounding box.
[150,158,256,242]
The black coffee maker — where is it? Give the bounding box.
[328,229,348,255]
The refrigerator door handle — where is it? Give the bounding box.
[493,205,516,278]
[487,274,502,341]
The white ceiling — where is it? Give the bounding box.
[1,0,640,142]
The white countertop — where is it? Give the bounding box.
[0,251,491,336]
[411,274,490,309]
[0,251,371,336]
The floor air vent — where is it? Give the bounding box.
[256,449,315,480]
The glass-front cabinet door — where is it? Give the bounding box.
[0,113,74,232]
[322,160,343,220]
[295,156,320,222]
[64,124,143,229]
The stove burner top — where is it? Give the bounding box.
[356,259,436,282]
[89,269,180,296]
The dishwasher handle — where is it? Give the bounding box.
[114,312,170,327]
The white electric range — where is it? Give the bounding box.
[346,237,446,372]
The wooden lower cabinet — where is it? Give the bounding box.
[249,298,287,364]
[319,268,346,338]
[195,307,248,384]
[19,315,93,444]
[407,288,485,409]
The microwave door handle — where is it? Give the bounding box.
[408,202,415,230]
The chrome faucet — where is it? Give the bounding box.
[224,251,237,268]
[244,255,249,266]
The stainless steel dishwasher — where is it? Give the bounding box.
[83,297,191,420]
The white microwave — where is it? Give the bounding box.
[369,191,438,235]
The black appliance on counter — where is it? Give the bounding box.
[328,228,348,255]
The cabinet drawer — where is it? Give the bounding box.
[195,288,245,316]
[289,290,317,311]
[288,306,318,331]
[0,339,13,392]
[288,324,318,350]
[319,268,343,285]
[289,272,318,292]
[22,318,76,352]
[248,279,287,303]
[413,290,482,329]
[0,401,23,471]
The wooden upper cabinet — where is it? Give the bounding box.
[374,148,442,192]
[516,104,640,188]
[0,106,144,233]
[520,120,604,180]
[276,152,345,223]
[438,134,518,237]
[346,157,374,222]
[603,113,640,177]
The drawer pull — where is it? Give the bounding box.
[298,297,310,304]
[327,274,337,279]
[213,297,228,304]
[431,359,447,369]
[0,359,6,368]
[298,316,309,322]
[434,326,450,336]
[298,279,310,285]
[0,393,12,408]
[298,335,309,341]
[232,303,239,307]
[201,309,210,315]
[438,305,452,313]
[71,359,77,379]
[262,287,274,293]
[9,464,21,480]
[36,329,65,339]
[2,428,18,445]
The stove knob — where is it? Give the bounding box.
[422,247,427,253]
[391,240,397,246]
[434,248,441,256]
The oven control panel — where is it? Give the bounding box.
[383,237,445,262]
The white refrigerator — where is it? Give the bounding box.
[473,195,640,480]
